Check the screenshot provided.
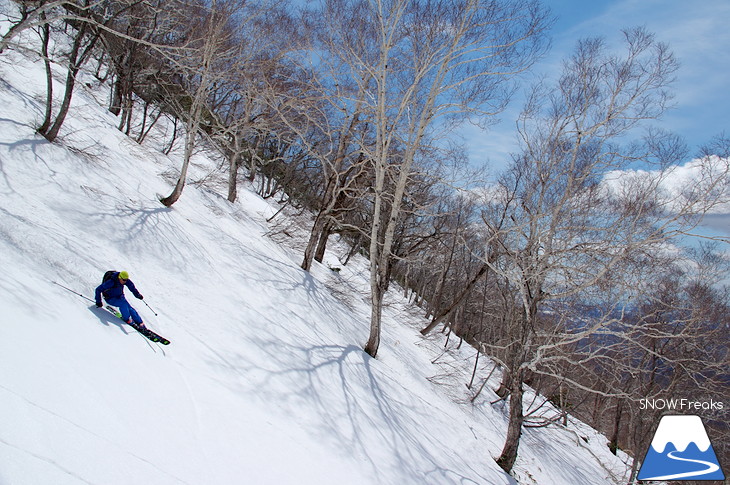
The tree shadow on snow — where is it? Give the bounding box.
[209,336,501,485]
[78,203,208,271]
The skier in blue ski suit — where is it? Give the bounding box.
[95,271,145,327]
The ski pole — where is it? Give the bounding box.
[52,281,95,303]
[142,299,158,316]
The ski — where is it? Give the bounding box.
[105,305,170,345]
[129,322,171,346]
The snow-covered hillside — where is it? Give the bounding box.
[0,22,631,485]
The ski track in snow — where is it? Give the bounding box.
[0,383,190,484]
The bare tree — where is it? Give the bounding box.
[0,0,72,54]
[102,0,173,135]
[472,28,730,473]
[262,4,375,271]
[201,6,299,203]
[350,0,550,357]
[159,0,244,207]
[2,0,187,141]
[291,0,549,356]
[37,2,101,141]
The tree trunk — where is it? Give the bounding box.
[495,366,512,399]
[41,65,78,142]
[136,102,160,144]
[40,24,95,142]
[314,220,333,263]
[301,109,359,272]
[421,263,488,335]
[342,233,361,266]
[364,162,386,358]
[364,279,385,357]
[121,91,133,135]
[109,75,123,116]
[164,117,178,155]
[497,368,525,473]
[227,133,244,202]
[302,210,328,271]
[160,125,195,207]
[425,215,462,319]
[609,398,623,455]
[228,153,240,202]
[37,14,52,135]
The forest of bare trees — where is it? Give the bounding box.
[1,0,728,482]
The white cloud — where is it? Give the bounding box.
[603,156,730,228]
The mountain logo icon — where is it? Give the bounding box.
[638,415,725,481]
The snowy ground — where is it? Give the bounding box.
[0,16,632,485]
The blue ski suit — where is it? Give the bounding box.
[95,272,144,325]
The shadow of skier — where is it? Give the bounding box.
[88,304,128,330]
[88,305,164,353]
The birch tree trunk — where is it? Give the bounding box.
[160,0,238,207]
[39,20,98,142]
[358,0,549,357]
[37,13,53,135]
[301,109,363,271]
[497,366,525,472]
[160,115,198,206]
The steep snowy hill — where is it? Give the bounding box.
[0,24,630,485]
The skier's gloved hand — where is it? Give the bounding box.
[137,294,144,300]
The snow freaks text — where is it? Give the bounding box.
[639,398,725,411]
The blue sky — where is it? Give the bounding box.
[466,0,730,169]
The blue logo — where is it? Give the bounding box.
[638,415,725,481]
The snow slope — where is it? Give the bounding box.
[0,20,631,485]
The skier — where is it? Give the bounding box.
[95,271,146,328]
